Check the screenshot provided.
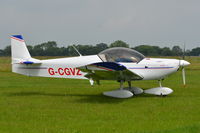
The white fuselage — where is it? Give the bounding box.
[13,55,181,81]
[123,58,180,80]
[13,55,101,79]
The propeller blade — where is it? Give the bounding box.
[182,67,186,86]
[182,43,185,60]
[179,43,189,86]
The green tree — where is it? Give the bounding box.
[161,47,172,56]
[76,45,96,55]
[59,47,69,56]
[27,45,34,55]
[40,41,57,50]
[185,50,191,56]
[133,45,161,56]
[190,47,200,56]
[32,41,58,56]
[95,43,108,53]
[67,45,82,56]
[3,45,11,56]
[0,49,4,56]
[32,45,44,56]
[172,46,182,56]
[110,40,129,48]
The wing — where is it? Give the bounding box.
[78,62,143,81]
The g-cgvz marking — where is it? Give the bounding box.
[48,68,82,76]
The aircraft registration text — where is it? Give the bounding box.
[48,68,82,76]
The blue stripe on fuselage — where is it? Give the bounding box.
[92,62,126,71]
[128,67,174,69]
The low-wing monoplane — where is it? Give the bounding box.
[11,35,190,98]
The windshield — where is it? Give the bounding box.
[98,47,145,63]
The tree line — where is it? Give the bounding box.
[0,40,199,56]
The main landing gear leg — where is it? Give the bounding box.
[128,81,132,89]
[120,80,124,90]
[158,80,162,87]
[127,81,135,95]
[125,81,143,95]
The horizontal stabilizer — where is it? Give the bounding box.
[12,58,42,65]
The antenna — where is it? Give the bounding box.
[72,45,82,56]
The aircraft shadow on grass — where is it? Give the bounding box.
[5,91,162,104]
[6,91,125,104]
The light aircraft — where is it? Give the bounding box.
[11,35,190,98]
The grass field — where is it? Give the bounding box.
[0,56,200,133]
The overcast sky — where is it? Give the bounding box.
[1,0,200,49]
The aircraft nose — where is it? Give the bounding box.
[180,60,190,66]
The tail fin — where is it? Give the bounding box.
[11,35,31,63]
[11,35,41,75]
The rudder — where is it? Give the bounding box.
[11,35,41,76]
[11,35,31,63]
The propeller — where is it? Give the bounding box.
[179,43,190,86]
[182,66,186,85]
[182,43,186,86]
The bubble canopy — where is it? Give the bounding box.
[98,47,145,63]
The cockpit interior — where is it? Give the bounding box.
[98,47,145,63]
